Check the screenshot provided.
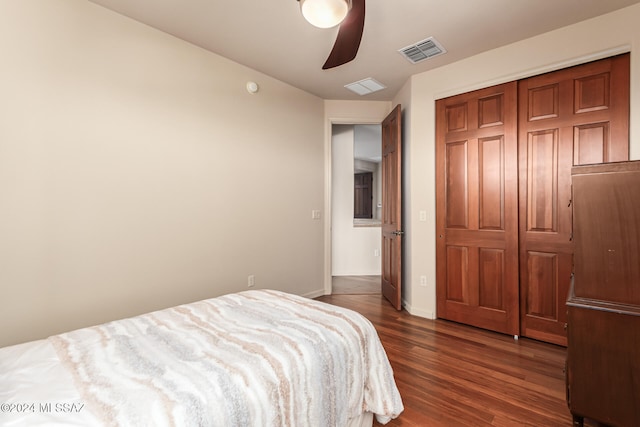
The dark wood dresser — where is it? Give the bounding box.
[567,161,640,426]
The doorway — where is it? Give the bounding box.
[331,124,382,295]
[325,104,403,309]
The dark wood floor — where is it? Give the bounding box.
[315,293,581,427]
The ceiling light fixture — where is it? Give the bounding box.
[298,0,351,29]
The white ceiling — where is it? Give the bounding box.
[86,0,640,101]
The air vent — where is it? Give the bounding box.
[398,37,446,64]
[345,78,386,96]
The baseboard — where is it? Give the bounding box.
[302,289,327,299]
[402,300,436,319]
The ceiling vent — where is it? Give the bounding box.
[398,37,446,64]
[345,78,386,96]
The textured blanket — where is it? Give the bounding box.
[48,290,403,426]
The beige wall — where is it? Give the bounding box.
[0,0,325,347]
[402,3,640,319]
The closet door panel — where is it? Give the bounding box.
[478,248,505,310]
[436,81,519,336]
[445,245,469,303]
[445,141,469,229]
[478,136,504,230]
[527,129,558,232]
[573,123,609,165]
[526,251,559,319]
[519,54,629,346]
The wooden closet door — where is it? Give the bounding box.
[518,54,629,346]
[436,82,519,335]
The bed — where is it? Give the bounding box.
[0,289,403,426]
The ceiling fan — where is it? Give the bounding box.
[297,0,365,69]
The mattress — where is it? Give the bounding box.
[0,289,403,426]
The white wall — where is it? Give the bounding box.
[331,125,381,276]
[0,0,325,347]
[401,3,640,320]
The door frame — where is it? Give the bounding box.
[323,110,394,296]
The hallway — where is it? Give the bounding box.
[331,275,380,295]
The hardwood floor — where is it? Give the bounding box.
[315,293,582,427]
[331,275,381,295]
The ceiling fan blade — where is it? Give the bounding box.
[322,0,365,69]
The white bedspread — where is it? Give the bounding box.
[1,290,403,426]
